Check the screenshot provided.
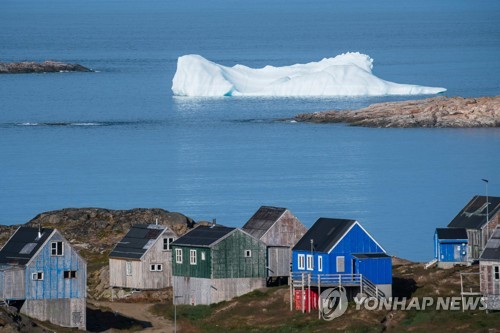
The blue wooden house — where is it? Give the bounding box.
[434,228,468,268]
[291,218,392,300]
[0,227,86,330]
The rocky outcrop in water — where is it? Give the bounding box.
[0,61,91,74]
[294,96,500,128]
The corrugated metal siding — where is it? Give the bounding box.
[25,232,86,300]
[212,231,266,279]
[172,246,212,279]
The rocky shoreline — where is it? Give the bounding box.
[0,61,91,74]
[294,96,500,128]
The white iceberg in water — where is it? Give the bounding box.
[171,53,446,97]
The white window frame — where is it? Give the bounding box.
[306,255,314,271]
[201,252,206,261]
[51,241,64,256]
[244,250,252,258]
[32,272,44,280]
[336,256,345,273]
[175,248,183,264]
[298,254,305,270]
[126,261,132,276]
[494,266,500,281]
[318,256,323,272]
[190,249,197,265]
[150,264,163,272]
[163,237,174,251]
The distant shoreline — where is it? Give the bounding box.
[293,96,500,128]
[0,61,91,74]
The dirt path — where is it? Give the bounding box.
[92,301,173,332]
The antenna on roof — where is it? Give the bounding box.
[37,223,42,240]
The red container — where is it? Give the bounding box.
[294,288,318,311]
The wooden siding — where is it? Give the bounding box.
[172,246,211,279]
[260,210,307,247]
[172,276,266,305]
[109,228,177,289]
[21,298,86,330]
[480,261,500,295]
[25,231,86,300]
[267,247,290,277]
[0,267,25,300]
[212,230,267,279]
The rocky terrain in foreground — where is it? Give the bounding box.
[0,61,91,74]
[294,96,500,128]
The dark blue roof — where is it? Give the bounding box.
[448,195,500,229]
[109,224,166,260]
[172,225,235,247]
[0,227,54,266]
[352,253,390,259]
[436,228,468,240]
[292,218,356,253]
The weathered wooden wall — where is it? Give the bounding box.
[467,229,482,260]
[480,261,500,295]
[212,230,266,279]
[172,276,266,305]
[267,247,290,277]
[25,231,86,300]
[171,246,211,279]
[260,210,307,247]
[0,267,25,300]
[21,297,86,330]
[109,228,177,289]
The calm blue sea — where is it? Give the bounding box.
[0,0,499,261]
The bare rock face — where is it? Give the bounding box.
[0,61,91,74]
[294,96,500,128]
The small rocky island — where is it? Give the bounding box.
[294,96,499,128]
[0,61,91,74]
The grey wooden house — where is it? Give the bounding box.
[172,225,267,305]
[109,223,178,290]
[446,195,500,260]
[0,227,86,330]
[242,206,307,280]
[479,226,500,310]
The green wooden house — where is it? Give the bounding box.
[171,225,266,305]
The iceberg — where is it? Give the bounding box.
[171,53,446,97]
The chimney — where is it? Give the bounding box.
[37,224,42,240]
[155,218,159,226]
[212,218,216,226]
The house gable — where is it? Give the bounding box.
[25,230,86,300]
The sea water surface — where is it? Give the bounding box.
[0,0,499,261]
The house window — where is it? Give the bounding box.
[163,238,174,251]
[190,249,197,265]
[494,266,500,281]
[244,250,252,258]
[64,271,77,279]
[306,255,314,270]
[32,272,44,280]
[126,261,132,276]
[201,252,206,261]
[175,248,183,264]
[336,256,345,273]
[51,241,63,256]
[318,256,323,272]
[298,254,305,270]
[150,264,163,272]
